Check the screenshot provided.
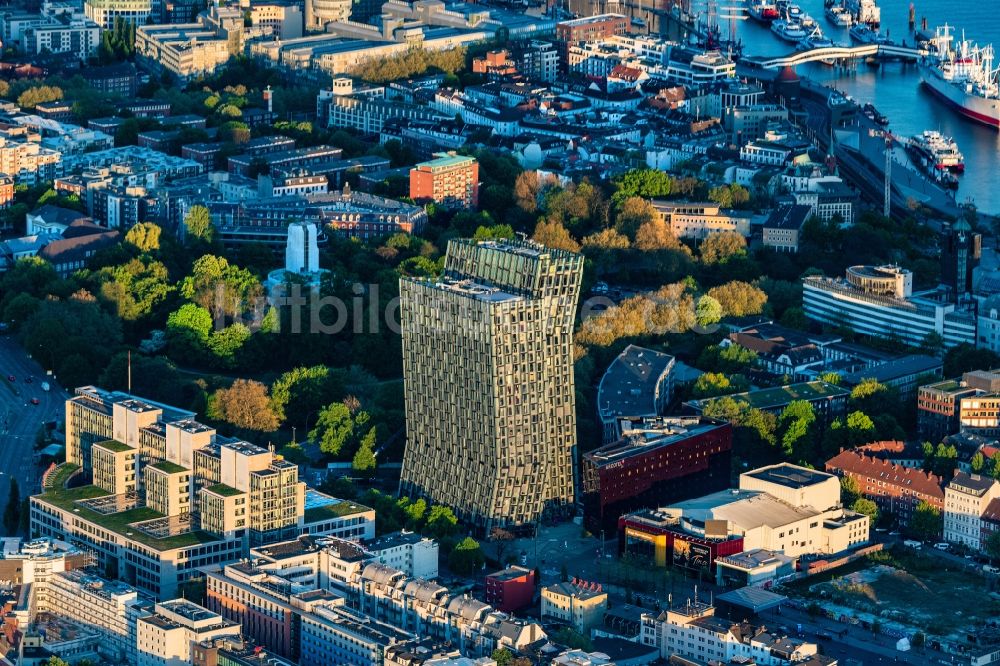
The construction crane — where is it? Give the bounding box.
[868,128,899,218]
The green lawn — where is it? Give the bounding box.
[44,463,81,489]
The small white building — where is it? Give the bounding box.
[944,471,1000,550]
[135,599,240,666]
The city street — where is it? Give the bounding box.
[0,335,68,521]
[761,604,952,666]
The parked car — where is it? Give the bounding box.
[934,542,950,551]
[903,540,922,549]
[7,375,14,382]
[984,565,1000,574]
[40,382,49,392]
[30,398,39,405]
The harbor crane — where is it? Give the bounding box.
[868,128,899,218]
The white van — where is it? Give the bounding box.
[903,540,922,549]
[984,565,1000,574]
[933,542,950,551]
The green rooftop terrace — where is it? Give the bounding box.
[205,483,243,497]
[690,381,849,412]
[36,483,219,551]
[93,439,134,454]
[147,460,187,475]
[303,500,372,524]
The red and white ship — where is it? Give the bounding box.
[748,0,780,23]
[920,25,1000,129]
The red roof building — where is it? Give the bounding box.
[825,443,945,527]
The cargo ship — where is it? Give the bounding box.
[920,25,1000,129]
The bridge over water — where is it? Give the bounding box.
[744,43,929,68]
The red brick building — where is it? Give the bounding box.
[825,442,945,527]
[555,14,628,66]
[581,416,733,535]
[409,152,479,209]
[555,14,628,44]
[485,566,536,612]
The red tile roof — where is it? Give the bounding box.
[825,447,945,500]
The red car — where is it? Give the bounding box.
[30,398,39,405]
[6,375,14,382]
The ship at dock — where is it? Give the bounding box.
[844,0,879,28]
[920,25,1000,129]
[905,130,962,189]
[747,0,779,23]
[908,130,965,172]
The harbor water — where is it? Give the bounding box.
[730,0,1000,214]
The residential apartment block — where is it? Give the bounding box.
[399,239,584,531]
[0,136,61,185]
[540,580,608,634]
[33,387,373,600]
[651,200,751,240]
[484,566,536,613]
[136,600,241,666]
[803,265,977,349]
[825,443,945,528]
[640,601,828,666]
[761,204,813,253]
[84,0,152,28]
[944,472,1000,549]
[47,569,151,664]
[300,602,415,666]
[918,374,989,442]
[24,10,101,59]
[409,152,480,209]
